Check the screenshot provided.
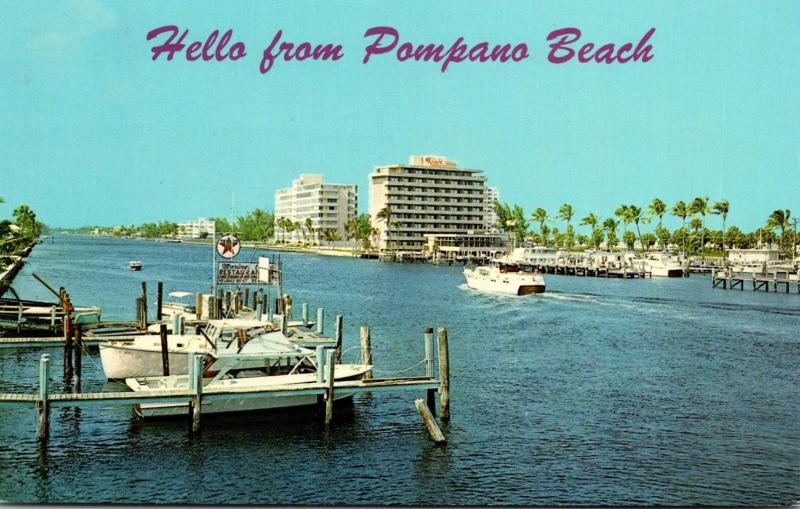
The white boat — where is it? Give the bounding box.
[99,319,289,380]
[128,261,142,271]
[127,363,371,418]
[643,253,685,277]
[464,260,545,295]
[161,291,198,320]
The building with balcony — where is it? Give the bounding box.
[369,155,489,251]
[484,187,500,232]
[177,218,215,239]
[274,174,357,243]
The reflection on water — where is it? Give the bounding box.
[0,235,798,505]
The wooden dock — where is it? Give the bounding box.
[711,269,800,293]
[0,327,453,446]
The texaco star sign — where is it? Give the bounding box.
[216,235,240,259]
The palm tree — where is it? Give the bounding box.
[712,200,730,260]
[648,198,667,229]
[689,196,710,260]
[603,218,619,250]
[557,204,574,228]
[671,201,689,255]
[530,208,549,246]
[628,205,648,252]
[767,209,791,254]
[376,206,394,251]
[580,213,601,248]
[304,217,315,245]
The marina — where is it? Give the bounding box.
[0,234,797,504]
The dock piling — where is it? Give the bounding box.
[195,292,203,320]
[280,314,288,337]
[159,324,170,376]
[359,325,372,380]
[437,327,450,422]
[334,315,343,364]
[172,314,180,335]
[424,327,436,415]
[156,281,163,321]
[74,325,82,385]
[414,399,446,444]
[324,348,335,429]
[302,303,308,326]
[36,354,50,442]
[141,282,148,326]
[190,354,203,433]
[256,294,263,321]
[315,346,325,383]
[316,308,324,334]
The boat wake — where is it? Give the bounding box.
[538,291,600,304]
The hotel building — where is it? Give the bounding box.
[484,187,500,232]
[369,155,489,251]
[274,174,357,243]
[177,218,216,239]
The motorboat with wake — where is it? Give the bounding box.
[464,259,545,295]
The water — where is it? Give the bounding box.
[1,235,798,505]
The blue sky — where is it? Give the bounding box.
[1,1,798,231]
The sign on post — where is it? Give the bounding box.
[216,235,240,259]
[217,262,258,285]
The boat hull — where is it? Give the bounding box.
[517,285,546,295]
[464,271,545,295]
[100,343,199,379]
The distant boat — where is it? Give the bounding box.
[129,261,143,271]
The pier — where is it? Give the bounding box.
[0,326,452,445]
[711,269,800,294]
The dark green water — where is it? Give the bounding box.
[0,235,798,505]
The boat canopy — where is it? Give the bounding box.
[168,291,193,298]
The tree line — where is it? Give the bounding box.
[494,197,796,257]
[0,197,45,255]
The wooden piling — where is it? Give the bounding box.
[302,303,309,326]
[156,281,163,320]
[280,314,288,337]
[159,324,170,376]
[36,354,50,441]
[141,282,148,325]
[424,327,436,415]
[74,325,82,384]
[316,307,324,334]
[225,291,232,315]
[360,325,372,380]
[334,315,343,364]
[437,327,450,422]
[190,354,203,433]
[244,288,250,309]
[256,294,263,321]
[195,292,203,320]
[324,348,335,429]
[414,399,446,444]
[208,296,216,320]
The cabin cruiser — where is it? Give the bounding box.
[99,319,293,380]
[128,261,142,271]
[464,259,545,295]
[642,252,685,277]
[161,291,198,320]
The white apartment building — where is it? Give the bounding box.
[274,174,358,243]
[177,218,216,239]
[369,155,488,251]
[484,187,500,232]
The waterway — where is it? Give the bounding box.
[0,235,798,505]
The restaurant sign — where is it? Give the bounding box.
[217,262,258,285]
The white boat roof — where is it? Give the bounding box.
[168,291,193,298]
[208,319,269,329]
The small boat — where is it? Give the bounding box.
[464,259,545,295]
[100,319,294,380]
[125,329,371,417]
[161,291,197,320]
[129,261,142,271]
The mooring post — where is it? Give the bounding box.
[334,315,343,364]
[359,324,372,380]
[324,348,336,429]
[141,282,148,326]
[262,288,269,317]
[256,294,263,321]
[172,313,180,335]
[225,291,232,315]
[302,303,309,326]
[424,327,436,415]
[244,288,250,310]
[191,353,203,433]
[195,292,203,320]
[74,324,82,385]
[36,354,51,442]
[159,324,170,376]
[437,327,450,422]
[316,346,326,383]
[208,296,216,320]
[156,281,163,321]
[280,313,288,337]
[415,399,446,444]
[178,315,185,335]
[316,307,324,334]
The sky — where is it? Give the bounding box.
[1,1,798,232]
